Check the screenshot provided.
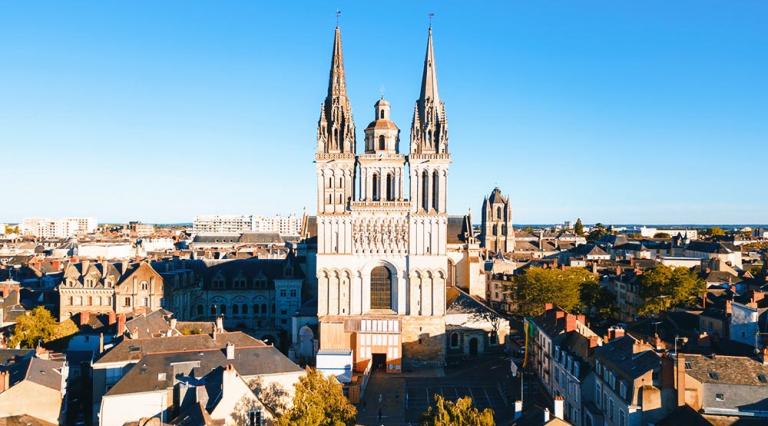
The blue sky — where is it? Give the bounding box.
[1,1,766,224]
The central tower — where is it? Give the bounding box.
[315,25,451,378]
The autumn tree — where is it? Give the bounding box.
[10,306,58,348]
[515,267,598,316]
[249,377,290,416]
[574,218,584,236]
[277,368,356,426]
[638,265,705,316]
[421,395,495,426]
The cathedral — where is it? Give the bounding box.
[314,24,451,376]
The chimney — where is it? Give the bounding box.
[117,313,126,336]
[676,354,686,406]
[80,311,90,327]
[226,342,235,360]
[761,347,768,366]
[108,311,116,325]
[588,335,600,349]
[170,318,177,331]
[633,339,651,354]
[553,396,565,420]
[725,300,732,315]
[565,314,577,332]
[514,400,523,420]
[0,371,8,392]
[543,407,550,423]
[606,326,625,342]
[216,316,224,334]
[99,332,105,354]
[544,303,554,312]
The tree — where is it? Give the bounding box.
[653,232,671,239]
[249,377,290,416]
[420,395,495,426]
[277,368,356,426]
[586,223,609,243]
[708,226,726,237]
[10,306,58,348]
[515,267,598,316]
[579,280,617,319]
[637,265,705,316]
[574,218,585,236]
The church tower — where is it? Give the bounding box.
[409,27,450,256]
[316,26,356,217]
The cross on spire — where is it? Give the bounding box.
[336,10,341,28]
[428,12,435,29]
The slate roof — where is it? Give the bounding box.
[0,415,57,426]
[446,215,472,245]
[95,332,265,365]
[238,232,283,244]
[124,309,175,339]
[687,241,735,254]
[684,353,768,386]
[594,335,660,381]
[3,356,65,391]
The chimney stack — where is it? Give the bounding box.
[108,311,116,326]
[226,342,235,360]
[117,313,126,336]
[565,314,577,332]
[80,311,90,327]
[0,371,9,392]
[761,347,768,366]
[99,332,105,354]
[514,400,523,420]
[216,316,224,334]
[676,354,686,406]
[543,407,550,423]
[553,396,565,420]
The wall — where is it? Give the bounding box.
[0,381,62,424]
[100,390,168,426]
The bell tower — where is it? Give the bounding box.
[317,26,356,216]
[359,98,405,202]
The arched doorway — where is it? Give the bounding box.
[370,266,392,310]
[469,337,479,356]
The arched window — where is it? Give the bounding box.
[451,333,459,347]
[422,171,429,211]
[372,173,380,201]
[210,305,217,315]
[432,171,439,211]
[220,305,227,315]
[370,266,392,310]
[386,173,394,201]
[232,304,239,315]
[242,304,248,315]
[380,109,385,119]
[497,206,502,219]
[379,135,385,150]
[261,304,267,314]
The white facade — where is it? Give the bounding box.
[21,216,96,238]
[730,302,759,347]
[193,214,254,233]
[77,242,134,259]
[253,215,302,236]
[315,26,451,372]
[639,227,698,240]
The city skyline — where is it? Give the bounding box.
[1,1,766,224]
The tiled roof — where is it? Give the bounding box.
[684,353,768,386]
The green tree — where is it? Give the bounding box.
[277,368,356,426]
[574,218,585,236]
[586,223,609,242]
[637,265,705,316]
[10,306,58,348]
[421,395,495,426]
[653,232,671,239]
[516,267,598,316]
[708,226,726,237]
[579,280,617,319]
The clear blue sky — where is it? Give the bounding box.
[1,1,766,224]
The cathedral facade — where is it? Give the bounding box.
[315,25,451,374]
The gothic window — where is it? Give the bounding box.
[261,304,267,314]
[88,296,93,306]
[497,206,502,219]
[451,333,459,348]
[386,174,394,201]
[372,173,380,201]
[242,304,248,314]
[422,171,429,211]
[212,277,224,289]
[432,171,439,211]
[370,266,392,310]
[327,194,333,204]
[232,304,239,315]
[211,305,217,315]
[379,135,385,150]
[221,305,227,315]
[124,297,131,307]
[380,109,385,119]
[327,177,332,188]
[493,225,498,236]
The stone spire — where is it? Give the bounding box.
[318,26,355,155]
[410,26,448,155]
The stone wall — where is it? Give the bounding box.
[401,316,446,369]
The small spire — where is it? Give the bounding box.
[419,24,440,104]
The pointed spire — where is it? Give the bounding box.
[419,27,440,105]
[327,26,347,99]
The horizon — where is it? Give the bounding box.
[1,1,766,224]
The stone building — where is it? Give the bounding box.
[480,187,515,254]
[315,25,451,376]
[58,260,164,320]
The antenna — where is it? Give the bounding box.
[336,10,341,27]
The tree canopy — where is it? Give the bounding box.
[277,368,356,426]
[420,395,495,426]
[638,265,705,316]
[515,267,598,316]
[579,280,617,319]
[10,306,59,348]
[653,232,671,239]
[586,223,609,242]
[574,218,585,236]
